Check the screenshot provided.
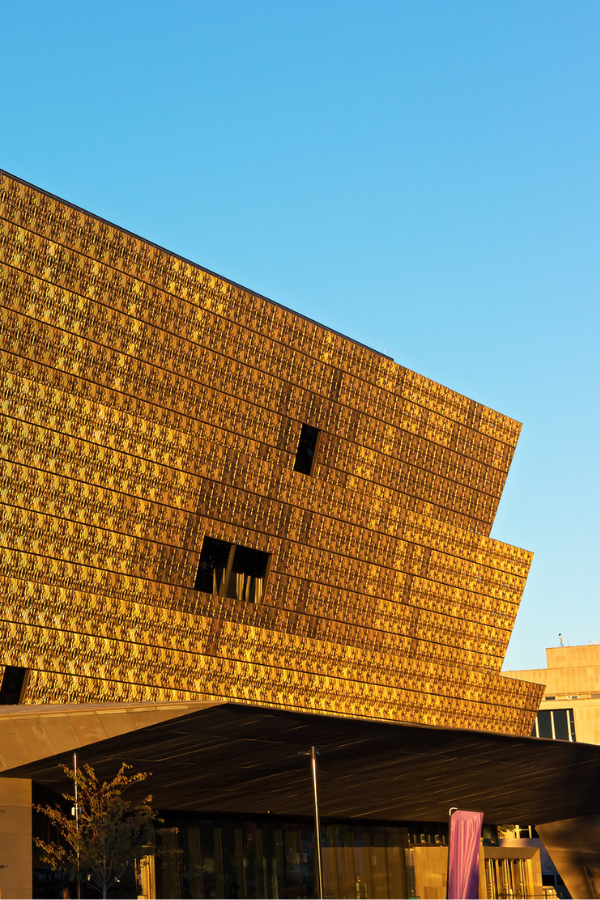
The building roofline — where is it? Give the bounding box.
[0,168,393,362]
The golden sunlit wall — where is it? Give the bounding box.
[0,170,542,734]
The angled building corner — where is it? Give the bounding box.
[0,168,541,735]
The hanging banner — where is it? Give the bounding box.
[447,808,484,899]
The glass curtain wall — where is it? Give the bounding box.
[152,813,446,899]
[32,797,453,900]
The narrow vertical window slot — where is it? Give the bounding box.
[294,424,319,475]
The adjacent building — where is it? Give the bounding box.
[506,643,600,745]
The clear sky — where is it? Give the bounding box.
[2,1,599,671]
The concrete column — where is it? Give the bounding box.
[0,778,32,900]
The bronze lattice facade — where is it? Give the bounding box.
[0,170,542,734]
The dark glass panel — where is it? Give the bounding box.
[553,709,570,741]
[156,827,183,899]
[537,709,553,739]
[217,821,240,899]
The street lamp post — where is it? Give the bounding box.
[73,751,80,900]
[300,746,324,899]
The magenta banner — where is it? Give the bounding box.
[447,809,484,899]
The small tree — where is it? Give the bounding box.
[35,762,158,899]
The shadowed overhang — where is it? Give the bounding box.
[1,701,598,825]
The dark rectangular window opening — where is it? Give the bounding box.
[0,666,29,704]
[294,424,319,475]
[533,708,576,741]
[195,537,269,604]
[194,537,232,594]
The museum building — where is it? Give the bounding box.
[0,169,599,899]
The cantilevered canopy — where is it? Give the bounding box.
[2,701,599,825]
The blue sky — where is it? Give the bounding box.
[2,0,599,670]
